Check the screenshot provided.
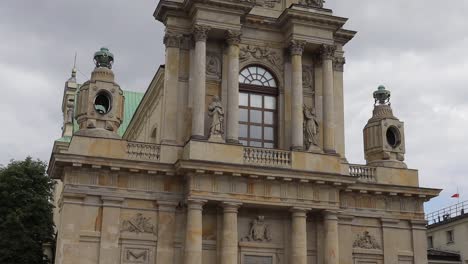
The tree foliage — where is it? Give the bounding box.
[0,157,55,264]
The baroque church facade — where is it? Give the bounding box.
[49,0,440,264]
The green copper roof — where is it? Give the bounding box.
[119,90,144,136]
[60,90,144,143]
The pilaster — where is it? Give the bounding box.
[98,196,124,264]
[333,56,346,159]
[156,201,178,264]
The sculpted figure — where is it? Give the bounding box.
[208,96,224,137]
[303,105,319,150]
[243,216,271,242]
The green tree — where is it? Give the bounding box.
[0,157,55,264]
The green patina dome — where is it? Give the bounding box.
[93,47,114,69]
[373,85,391,105]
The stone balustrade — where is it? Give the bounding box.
[349,164,376,182]
[243,147,292,168]
[127,142,161,161]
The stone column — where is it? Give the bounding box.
[184,199,206,264]
[324,211,339,264]
[191,25,210,139]
[381,218,399,264]
[333,56,346,158]
[225,30,242,144]
[290,40,306,150]
[99,197,123,264]
[321,45,336,153]
[161,32,181,144]
[221,202,241,264]
[156,201,178,264]
[291,208,308,264]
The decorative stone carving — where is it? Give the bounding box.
[208,96,224,142]
[122,247,152,264]
[193,25,211,42]
[239,45,282,69]
[353,231,381,249]
[320,44,336,60]
[333,56,346,72]
[121,213,156,234]
[206,53,221,79]
[163,32,181,48]
[127,142,161,161]
[242,216,272,242]
[302,65,314,88]
[298,0,324,8]
[303,105,320,152]
[238,0,280,8]
[289,40,306,56]
[226,30,242,46]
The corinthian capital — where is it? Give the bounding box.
[226,30,242,46]
[193,25,211,42]
[320,44,336,60]
[289,40,306,56]
[163,32,181,48]
[333,56,346,72]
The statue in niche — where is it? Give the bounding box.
[353,231,381,249]
[65,101,74,124]
[303,105,321,152]
[242,216,272,242]
[208,96,224,142]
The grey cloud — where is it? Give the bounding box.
[1,0,466,212]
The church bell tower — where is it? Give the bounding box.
[363,85,407,168]
[74,47,125,139]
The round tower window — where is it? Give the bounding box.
[386,126,401,148]
[94,92,111,114]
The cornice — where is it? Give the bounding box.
[276,7,348,31]
[334,28,357,45]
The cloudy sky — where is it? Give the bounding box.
[1,0,467,213]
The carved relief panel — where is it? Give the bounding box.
[121,246,154,264]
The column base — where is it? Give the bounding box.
[306,145,323,153]
[226,138,241,145]
[291,145,304,151]
[208,134,225,143]
[324,148,338,155]
[190,135,207,141]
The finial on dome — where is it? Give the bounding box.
[373,85,391,105]
[93,47,114,69]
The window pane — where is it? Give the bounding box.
[240,124,248,137]
[250,125,262,139]
[239,75,245,83]
[258,68,265,75]
[239,109,248,122]
[250,94,262,108]
[264,112,273,125]
[239,140,247,146]
[265,96,276,109]
[268,80,276,87]
[264,142,274,149]
[252,80,262,86]
[250,110,262,123]
[250,141,262,147]
[264,72,272,80]
[240,93,248,106]
[264,127,274,140]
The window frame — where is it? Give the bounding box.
[238,65,279,149]
[446,230,454,244]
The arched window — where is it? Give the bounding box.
[238,66,278,149]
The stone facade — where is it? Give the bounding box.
[49,1,440,264]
